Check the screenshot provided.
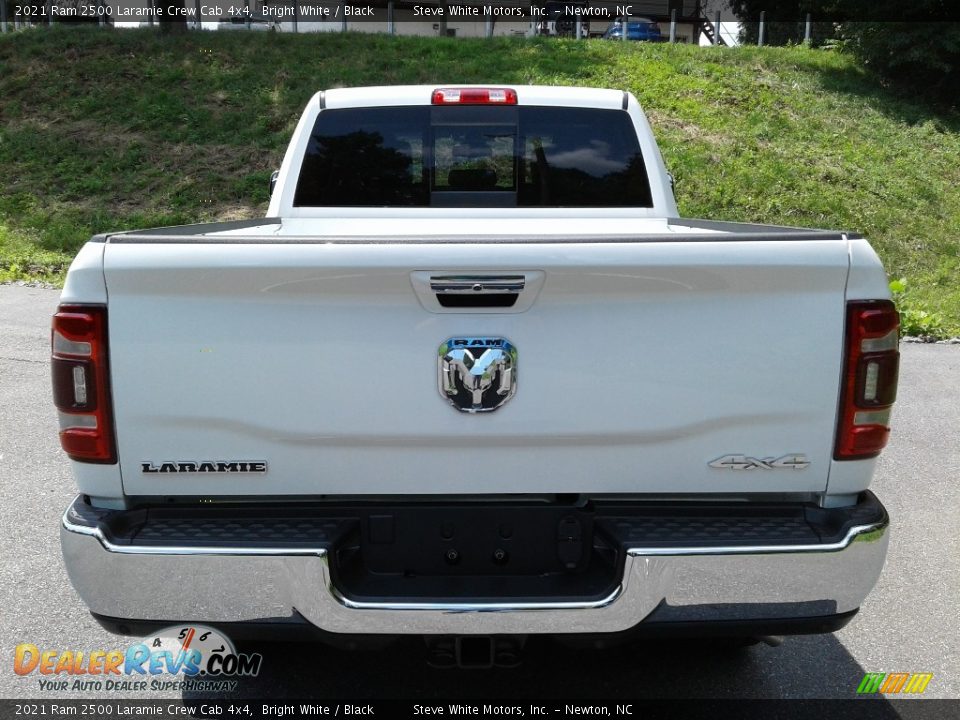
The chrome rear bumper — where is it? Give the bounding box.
[60,494,889,635]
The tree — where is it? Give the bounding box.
[160,0,188,33]
[727,0,960,97]
[832,0,960,95]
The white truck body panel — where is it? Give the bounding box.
[104,235,850,497]
[212,217,721,237]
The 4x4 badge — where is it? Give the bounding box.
[438,337,517,413]
[709,454,810,471]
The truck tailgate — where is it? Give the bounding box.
[103,237,849,497]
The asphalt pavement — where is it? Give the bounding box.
[0,283,957,701]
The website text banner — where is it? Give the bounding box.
[2,700,959,720]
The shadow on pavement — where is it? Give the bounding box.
[181,633,907,705]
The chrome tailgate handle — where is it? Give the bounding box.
[411,270,545,313]
[430,276,526,294]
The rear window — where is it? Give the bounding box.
[293,106,653,208]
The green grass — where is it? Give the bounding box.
[1,27,958,334]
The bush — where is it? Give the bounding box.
[889,279,950,340]
[837,15,960,98]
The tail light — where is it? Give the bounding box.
[51,305,116,463]
[835,300,900,460]
[432,88,518,105]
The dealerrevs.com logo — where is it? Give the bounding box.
[14,625,262,692]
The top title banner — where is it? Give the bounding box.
[10,1,650,24]
[13,2,955,24]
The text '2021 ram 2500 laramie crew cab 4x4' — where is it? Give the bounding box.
[55,85,898,665]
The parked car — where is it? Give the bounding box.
[603,18,664,41]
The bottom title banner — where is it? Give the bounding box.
[5,700,956,720]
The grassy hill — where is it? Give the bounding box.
[1,27,958,335]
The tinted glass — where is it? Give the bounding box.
[293,106,653,208]
[293,106,430,207]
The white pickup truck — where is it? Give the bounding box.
[56,85,898,666]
